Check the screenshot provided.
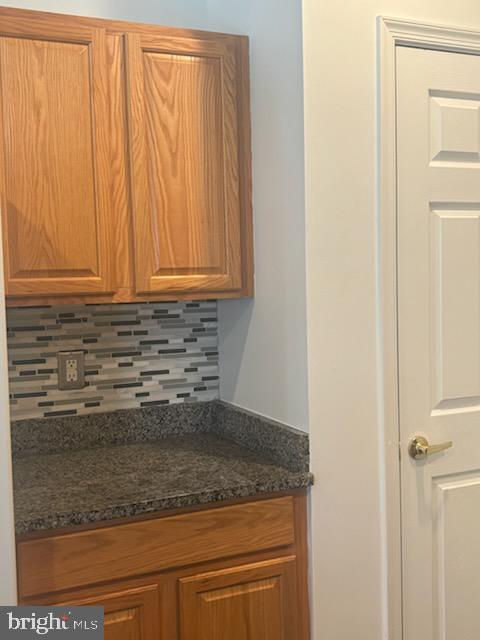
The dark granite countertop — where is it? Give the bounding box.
[12,402,312,535]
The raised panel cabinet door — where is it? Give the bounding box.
[126,32,245,295]
[179,557,299,640]
[0,14,115,297]
[54,583,160,640]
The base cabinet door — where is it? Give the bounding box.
[179,557,299,640]
[55,583,160,640]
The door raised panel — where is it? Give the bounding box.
[430,91,480,164]
[432,473,480,640]
[179,557,298,640]
[430,204,480,411]
[0,19,114,296]
[54,583,159,640]
[126,33,243,295]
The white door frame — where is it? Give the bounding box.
[378,16,480,640]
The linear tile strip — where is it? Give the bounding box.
[7,301,219,420]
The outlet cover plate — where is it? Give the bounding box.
[57,350,86,390]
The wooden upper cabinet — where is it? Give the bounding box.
[0,7,253,304]
[126,33,246,295]
[0,15,115,297]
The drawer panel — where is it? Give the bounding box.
[17,496,295,598]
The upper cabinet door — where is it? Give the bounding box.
[0,16,114,297]
[126,33,248,295]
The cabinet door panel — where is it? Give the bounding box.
[54,583,159,640]
[180,557,299,640]
[0,18,114,296]
[126,33,243,294]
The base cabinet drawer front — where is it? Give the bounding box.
[179,557,299,640]
[17,497,296,599]
[54,583,160,640]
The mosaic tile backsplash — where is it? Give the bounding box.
[7,301,219,421]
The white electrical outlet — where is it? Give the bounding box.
[58,351,85,390]
[66,359,78,383]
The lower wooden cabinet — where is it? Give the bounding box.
[179,557,299,640]
[17,492,309,640]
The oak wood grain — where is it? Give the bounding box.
[105,33,135,294]
[294,491,311,640]
[18,493,309,640]
[17,496,295,599]
[180,556,298,640]
[54,582,160,640]
[21,549,306,639]
[0,5,254,305]
[0,21,115,296]
[126,32,243,295]
[236,37,254,297]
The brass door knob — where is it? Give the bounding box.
[408,436,453,460]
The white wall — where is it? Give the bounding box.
[0,0,209,29]
[303,1,480,639]
[207,1,309,432]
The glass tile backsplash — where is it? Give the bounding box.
[7,301,219,420]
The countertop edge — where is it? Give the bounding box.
[15,472,313,537]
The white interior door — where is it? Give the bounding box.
[397,45,480,640]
